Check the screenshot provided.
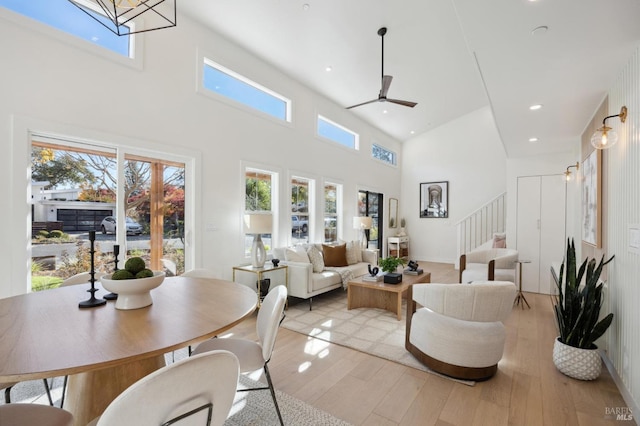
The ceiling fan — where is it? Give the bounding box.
[346,27,417,110]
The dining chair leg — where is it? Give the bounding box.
[4,386,11,403]
[263,363,284,426]
[60,376,68,408]
[43,379,54,406]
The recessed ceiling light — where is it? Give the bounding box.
[410,130,415,134]
[529,104,543,110]
[532,25,548,36]
[325,66,332,72]
[382,110,388,114]
[302,3,310,11]
[529,137,539,143]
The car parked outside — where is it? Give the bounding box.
[291,215,308,233]
[100,216,144,235]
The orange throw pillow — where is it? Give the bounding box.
[322,244,348,267]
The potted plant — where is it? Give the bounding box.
[379,256,406,274]
[553,238,614,380]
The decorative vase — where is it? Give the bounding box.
[397,227,406,236]
[552,337,602,380]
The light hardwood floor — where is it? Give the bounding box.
[230,262,628,425]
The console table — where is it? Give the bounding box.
[388,236,409,259]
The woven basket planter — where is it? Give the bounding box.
[553,337,602,380]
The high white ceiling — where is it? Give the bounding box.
[179,0,640,158]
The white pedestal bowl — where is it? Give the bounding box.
[100,271,165,310]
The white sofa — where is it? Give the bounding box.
[272,242,378,310]
[459,248,518,284]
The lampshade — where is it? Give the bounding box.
[353,216,372,230]
[244,213,272,235]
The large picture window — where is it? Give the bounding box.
[291,176,313,245]
[324,182,340,243]
[30,139,186,291]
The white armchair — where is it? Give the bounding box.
[405,281,516,380]
[459,248,518,284]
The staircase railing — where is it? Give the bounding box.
[455,192,506,268]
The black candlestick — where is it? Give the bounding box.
[104,244,119,301]
[79,230,106,308]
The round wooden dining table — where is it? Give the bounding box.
[0,276,257,426]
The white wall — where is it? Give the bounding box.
[0,9,401,297]
[400,106,507,264]
[603,44,640,416]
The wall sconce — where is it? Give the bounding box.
[564,162,579,181]
[591,106,627,149]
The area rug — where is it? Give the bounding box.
[3,364,353,426]
[282,289,475,386]
[226,375,352,426]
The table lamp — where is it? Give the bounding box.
[244,213,273,268]
[353,216,372,250]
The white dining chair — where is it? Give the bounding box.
[191,285,287,426]
[59,271,92,286]
[92,350,239,426]
[0,403,73,426]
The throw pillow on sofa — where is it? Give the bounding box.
[307,245,325,273]
[345,240,358,265]
[322,243,348,267]
[286,246,310,263]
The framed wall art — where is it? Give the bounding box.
[420,181,449,218]
[582,149,601,247]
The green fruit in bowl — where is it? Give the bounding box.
[124,257,146,274]
[135,269,154,279]
[112,269,135,280]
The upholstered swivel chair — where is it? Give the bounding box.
[93,350,239,426]
[405,281,516,380]
[191,285,287,426]
[459,248,518,284]
[0,403,73,426]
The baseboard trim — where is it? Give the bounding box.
[601,350,639,424]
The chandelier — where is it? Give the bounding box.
[68,0,177,36]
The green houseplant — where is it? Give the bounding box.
[553,238,614,380]
[379,256,406,274]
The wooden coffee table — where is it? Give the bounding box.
[347,272,431,320]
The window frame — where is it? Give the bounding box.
[323,180,342,243]
[9,116,198,296]
[243,165,279,260]
[0,0,142,69]
[198,55,293,124]
[289,175,314,246]
[371,142,398,167]
[316,115,359,150]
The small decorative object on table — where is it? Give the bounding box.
[271,258,280,267]
[101,256,165,310]
[404,260,423,275]
[379,256,406,284]
[362,264,382,282]
[79,231,107,309]
[104,244,119,301]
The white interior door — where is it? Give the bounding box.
[516,176,541,293]
[539,175,566,294]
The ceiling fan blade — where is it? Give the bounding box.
[346,99,379,109]
[379,75,393,98]
[386,98,418,108]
